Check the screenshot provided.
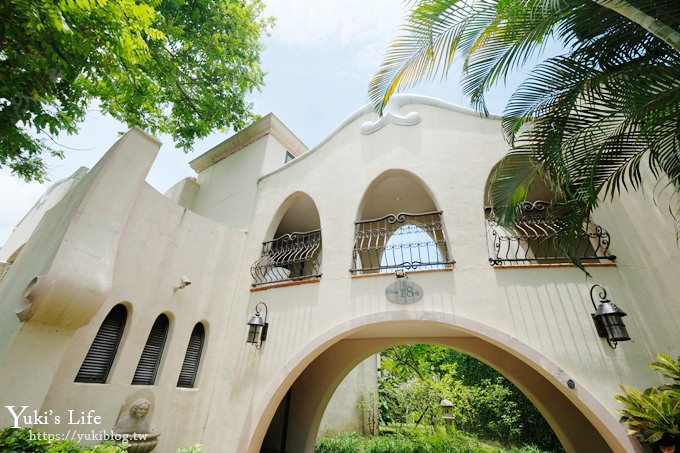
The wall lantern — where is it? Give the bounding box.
[246,302,269,349]
[590,284,630,349]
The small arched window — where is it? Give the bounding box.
[75,304,127,383]
[177,323,206,388]
[132,314,169,385]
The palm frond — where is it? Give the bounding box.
[488,148,538,226]
[368,0,494,114]
[461,0,575,114]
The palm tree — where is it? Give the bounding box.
[369,0,680,266]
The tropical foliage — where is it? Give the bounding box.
[369,0,680,265]
[1,0,271,181]
[377,345,562,451]
[616,354,680,452]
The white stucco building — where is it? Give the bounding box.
[0,96,678,452]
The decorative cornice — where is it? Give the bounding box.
[360,98,422,134]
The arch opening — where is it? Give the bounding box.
[315,344,562,451]
[352,171,453,274]
[248,314,635,453]
[483,162,615,266]
[251,193,322,285]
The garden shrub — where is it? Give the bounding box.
[315,431,364,453]
[0,427,50,452]
[315,429,557,453]
[0,427,202,453]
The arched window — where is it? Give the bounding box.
[177,323,206,388]
[132,314,169,385]
[75,304,127,383]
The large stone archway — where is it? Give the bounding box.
[244,310,639,453]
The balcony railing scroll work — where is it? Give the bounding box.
[351,211,455,274]
[485,201,616,266]
[251,229,322,286]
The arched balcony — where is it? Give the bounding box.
[484,166,616,266]
[351,171,454,274]
[251,194,322,286]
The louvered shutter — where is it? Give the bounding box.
[132,314,169,385]
[75,304,127,383]
[177,323,205,388]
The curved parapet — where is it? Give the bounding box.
[7,128,161,330]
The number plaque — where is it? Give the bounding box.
[385,279,423,304]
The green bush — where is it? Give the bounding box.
[0,428,127,453]
[0,427,202,453]
[315,432,364,453]
[0,427,50,452]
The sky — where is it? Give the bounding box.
[0,0,512,246]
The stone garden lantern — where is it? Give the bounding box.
[439,399,454,423]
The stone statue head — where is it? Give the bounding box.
[130,399,151,419]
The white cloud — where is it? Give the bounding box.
[265,0,405,52]
[263,0,409,90]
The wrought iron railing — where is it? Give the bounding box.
[351,211,454,274]
[251,229,322,286]
[0,261,11,284]
[486,201,616,266]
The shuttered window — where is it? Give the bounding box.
[131,314,169,385]
[177,323,205,388]
[75,304,127,383]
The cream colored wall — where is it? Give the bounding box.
[190,136,270,229]
[0,97,677,452]
[0,116,309,451]
[164,177,200,209]
[594,173,680,360]
[189,126,297,230]
[208,98,674,452]
[319,356,378,436]
[0,129,162,425]
[40,187,244,451]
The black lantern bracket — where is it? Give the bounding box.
[246,302,269,349]
[590,284,631,349]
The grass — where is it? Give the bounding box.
[315,429,554,453]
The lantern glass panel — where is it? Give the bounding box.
[247,324,260,344]
[604,315,630,341]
